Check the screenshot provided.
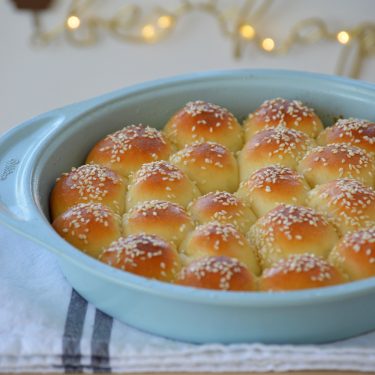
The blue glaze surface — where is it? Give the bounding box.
[1,70,375,343]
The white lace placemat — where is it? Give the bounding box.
[1,223,375,373]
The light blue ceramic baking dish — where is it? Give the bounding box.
[1,70,375,344]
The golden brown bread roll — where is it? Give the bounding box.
[126,161,200,210]
[188,191,256,233]
[307,178,375,235]
[249,204,339,268]
[99,234,181,282]
[329,227,375,281]
[238,126,315,181]
[236,165,310,217]
[123,200,194,247]
[243,98,323,141]
[164,100,243,152]
[317,118,375,155]
[297,143,374,188]
[170,141,239,194]
[259,253,345,291]
[181,221,260,275]
[50,164,127,220]
[177,256,255,291]
[52,203,122,258]
[86,124,172,178]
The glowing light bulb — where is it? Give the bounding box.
[337,30,350,44]
[157,15,172,29]
[66,15,81,30]
[262,37,275,51]
[142,24,156,40]
[240,24,255,39]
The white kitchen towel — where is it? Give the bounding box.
[1,223,375,373]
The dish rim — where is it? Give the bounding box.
[4,68,375,307]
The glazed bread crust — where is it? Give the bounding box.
[170,141,239,194]
[123,200,194,247]
[238,126,315,182]
[307,178,375,235]
[297,143,374,188]
[317,118,375,155]
[249,204,339,268]
[52,202,122,258]
[86,124,172,178]
[177,256,255,291]
[259,254,344,291]
[99,234,181,282]
[164,100,243,152]
[50,164,127,220]
[126,160,201,210]
[188,191,256,233]
[236,165,310,217]
[181,221,260,275]
[244,97,323,140]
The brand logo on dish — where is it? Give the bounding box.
[0,159,20,181]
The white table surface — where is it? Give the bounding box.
[1,0,375,134]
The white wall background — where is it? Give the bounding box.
[1,0,374,134]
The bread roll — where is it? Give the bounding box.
[164,100,243,152]
[329,228,375,281]
[123,200,194,247]
[307,178,375,235]
[126,161,200,210]
[181,221,260,275]
[317,118,375,155]
[249,204,339,268]
[236,165,310,217]
[243,98,323,141]
[238,126,315,181]
[50,164,127,220]
[99,234,180,282]
[52,203,122,258]
[297,143,374,188]
[259,254,344,291]
[86,124,172,178]
[188,191,256,233]
[177,256,255,291]
[170,142,239,194]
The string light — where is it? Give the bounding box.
[141,24,156,40]
[337,30,350,44]
[66,15,80,30]
[262,37,275,51]
[29,0,375,79]
[240,24,255,40]
[157,15,173,29]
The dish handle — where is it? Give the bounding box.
[0,100,98,248]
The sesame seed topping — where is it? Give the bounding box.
[99,124,168,164]
[58,202,116,239]
[128,199,188,219]
[241,164,305,193]
[253,204,329,250]
[249,98,318,133]
[248,125,313,159]
[183,100,232,120]
[133,160,185,184]
[302,143,373,177]
[179,256,247,291]
[170,141,229,169]
[101,234,173,271]
[263,253,333,282]
[60,164,121,200]
[340,227,375,263]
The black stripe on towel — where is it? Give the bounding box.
[91,309,113,373]
[62,289,88,373]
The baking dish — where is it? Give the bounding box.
[1,69,375,344]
